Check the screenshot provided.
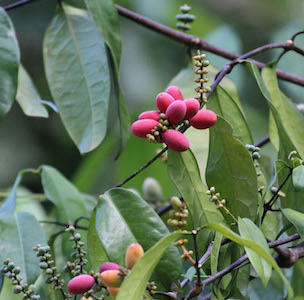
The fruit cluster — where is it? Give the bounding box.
[131,86,217,152]
[67,243,144,297]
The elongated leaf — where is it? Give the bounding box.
[0,212,46,285]
[116,232,182,300]
[206,116,258,221]
[292,165,304,192]
[281,208,304,239]
[168,149,224,228]
[0,8,20,118]
[16,65,48,118]
[208,86,253,145]
[91,188,181,290]
[207,222,293,299]
[211,232,223,276]
[238,218,272,287]
[43,4,111,153]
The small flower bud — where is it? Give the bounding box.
[170,196,182,209]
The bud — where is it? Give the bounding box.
[170,196,182,209]
[100,270,123,288]
[99,262,120,274]
[142,177,162,198]
[125,243,144,269]
[67,275,95,295]
[107,287,120,296]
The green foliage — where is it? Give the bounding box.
[281,208,304,239]
[292,165,304,191]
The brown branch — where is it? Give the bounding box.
[116,5,304,87]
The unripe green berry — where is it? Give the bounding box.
[13,285,22,294]
[179,4,191,13]
[39,262,48,269]
[170,196,182,209]
[74,233,81,241]
[252,152,261,159]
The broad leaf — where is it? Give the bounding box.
[281,208,304,239]
[91,188,181,290]
[292,165,304,192]
[0,212,46,285]
[16,65,48,118]
[207,222,293,299]
[43,3,111,153]
[206,116,258,221]
[0,8,20,118]
[168,149,225,228]
[116,232,182,300]
[238,218,272,287]
[208,85,253,145]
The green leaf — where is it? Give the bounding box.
[91,188,181,290]
[116,232,182,300]
[0,212,47,285]
[211,232,223,276]
[16,65,48,118]
[43,3,111,153]
[0,8,20,118]
[292,165,304,192]
[168,149,225,229]
[206,222,294,299]
[281,208,304,239]
[207,86,253,145]
[238,218,272,287]
[41,165,88,222]
[206,116,258,221]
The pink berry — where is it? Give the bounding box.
[162,130,189,152]
[189,110,217,129]
[166,86,184,100]
[165,100,186,125]
[99,262,120,274]
[156,92,175,112]
[184,98,200,120]
[138,110,160,121]
[131,119,158,138]
[67,275,95,295]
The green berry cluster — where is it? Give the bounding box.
[176,4,195,32]
[33,245,67,297]
[194,51,210,104]
[0,259,40,300]
[167,197,189,229]
[65,222,88,276]
[146,281,157,296]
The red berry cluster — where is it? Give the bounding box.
[131,86,217,152]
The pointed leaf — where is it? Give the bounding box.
[16,65,48,118]
[281,208,304,239]
[292,165,304,192]
[211,232,223,276]
[43,4,111,153]
[116,232,182,300]
[238,218,272,287]
[91,188,181,290]
[0,8,20,118]
[206,116,258,221]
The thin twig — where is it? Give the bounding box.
[254,136,270,148]
[40,220,88,231]
[3,0,37,10]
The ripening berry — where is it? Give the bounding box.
[166,86,184,100]
[67,275,95,295]
[125,243,144,269]
[156,92,175,112]
[138,110,160,121]
[165,100,187,124]
[81,297,93,300]
[162,130,189,152]
[184,98,200,120]
[171,196,182,209]
[100,270,123,288]
[107,287,120,296]
[189,110,217,129]
[131,119,158,138]
[99,262,120,274]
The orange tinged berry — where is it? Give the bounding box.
[125,243,144,269]
[156,92,175,112]
[67,275,95,295]
[138,110,160,121]
[100,270,123,288]
[189,110,217,129]
[107,287,120,296]
[166,86,184,100]
[165,100,186,124]
[131,119,158,138]
[162,130,189,152]
[184,98,200,120]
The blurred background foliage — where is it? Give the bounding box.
[0,0,303,199]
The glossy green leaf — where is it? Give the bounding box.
[292,165,304,192]
[211,232,223,276]
[207,222,293,299]
[116,232,182,300]
[16,65,48,118]
[206,116,258,221]
[0,212,46,285]
[207,86,253,145]
[91,188,181,290]
[238,218,272,287]
[43,3,111,153]
[0,8,20,118]
[168,149,225,229]
[41,165,88,222]
[281,208,304,239]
